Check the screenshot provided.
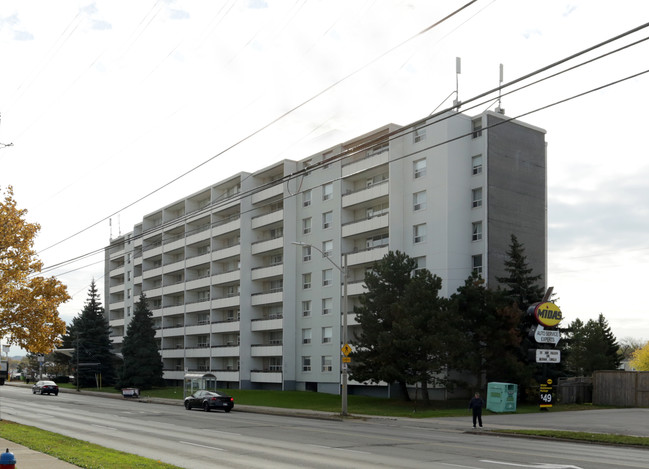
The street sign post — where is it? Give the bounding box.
[536,349,561,363]
[534,325,561,345]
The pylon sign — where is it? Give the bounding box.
[533,302,562,327]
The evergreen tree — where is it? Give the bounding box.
[496,234,545,309]
[496,234,547,388]
[119,293,164,389]
[562,314,620,375]
[449,272,525,390]
[350,251,452,401]
[70,280,116,387]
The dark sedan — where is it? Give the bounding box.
[184,390,234,412]
[32,380,59,396]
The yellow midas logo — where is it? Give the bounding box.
[534,302,562,327]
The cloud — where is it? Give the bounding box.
[169,9,190,20]
[247,0,268,9]
[563,5,578,17]
[13,30,33,41]
[91,19,111,31]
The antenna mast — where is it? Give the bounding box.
[496,63,505,114]
[453,57,462,110]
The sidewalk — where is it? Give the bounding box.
[0,437,81,468]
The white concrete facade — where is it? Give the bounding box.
[104,110,547,393]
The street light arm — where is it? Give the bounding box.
[291,241,344,274]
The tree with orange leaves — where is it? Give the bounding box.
[0,186,70,353]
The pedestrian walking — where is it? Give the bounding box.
[469,392,484,428]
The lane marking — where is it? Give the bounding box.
[179,441,225,452]
[206,429,242,436]
[482,460,583,469]
[92,424,116,431]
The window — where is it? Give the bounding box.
[413,125,426,143]
[472,118,483,138]
[302,273,312,289]
[322,240,333,257]
[302,328,312,344]
[472,155,483,175]
[413,191,426,211]
[472,254,483,275]
[414,256,426,273]
[302,245,312,262]
[269,227,283,239]
[366,233,389,249]
[302,356,311,372]
[472,221,483,241]
[322,268,333,286]
[472,188,483,208]
[322,183,333,201]
[127,288,131,299]
[127,271,131,282]
[413,158,426,178]
[322,298,332,315]
[322,211,333,229]
[302,217,312,234]
[302,300,311,317]
[303,189,312,207]
[270,254,283,265]
[322,326,333,344]
[413,224,426,244]
[127,306,131,317]
[321,355,333,372]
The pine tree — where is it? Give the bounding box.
[70,280,116,387]
[119,293,164,389]
[350,251,452,401]
[496,234,545,309]
[449,272,524,390]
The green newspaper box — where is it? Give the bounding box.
[486,382,518,412]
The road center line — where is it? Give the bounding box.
[179,441,225,452]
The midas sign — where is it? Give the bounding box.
[534,302,562,327]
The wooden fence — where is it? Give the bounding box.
[592,371,649,407]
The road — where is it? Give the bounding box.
[1,385,647,469]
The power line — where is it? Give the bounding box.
[36,20,649,276]
[37,0,480,255]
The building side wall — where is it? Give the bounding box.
[486,114,547,290]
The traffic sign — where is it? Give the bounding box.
[341,344,352,356]
[536,349,561,363]
[342,357,351,363]
[534,325,561,345]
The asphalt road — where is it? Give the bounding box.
[1,385,647,469]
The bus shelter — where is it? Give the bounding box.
[183,373,218,398]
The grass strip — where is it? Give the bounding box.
[0,420,181,468]
[493,429,649,447]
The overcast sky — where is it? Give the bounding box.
[2,0,649,356]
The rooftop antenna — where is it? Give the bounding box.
[118,214,121,237]
[109,218,113,240]
[453,57,462,110]
[496,63,505,114]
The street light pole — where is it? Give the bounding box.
[341,253,348,416]
[293,242,349,416]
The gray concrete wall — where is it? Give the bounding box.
[486,114,547,290]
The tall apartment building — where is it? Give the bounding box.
[104,110,547,394]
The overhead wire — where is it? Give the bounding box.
[39,62,649,279]
[37,22,649,272]
[36,0,481,255]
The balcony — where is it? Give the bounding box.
[211,296,240,309]
[346,280,367,296]
[211,345,240,357]
[251,318,283,332]
[214,370,240,382]
[342,212,389,237]
[251,183,283,205]
[342,179,389,208]
[186,347,211,358]
[251,237,283,255]
[251,209,284,229]
[211,321,240,333]
[109,265,125,277]
[212,216,240,238]
[186,276,211,291]
[212,244,241,261]
[161,348,185,358]
[251,290,283,306]
[251,264,283,281]
[250,371,282,383]
[251,345,282,357]
[346,245,389,266]
[211,270,240,286]
[341,148,389,178]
